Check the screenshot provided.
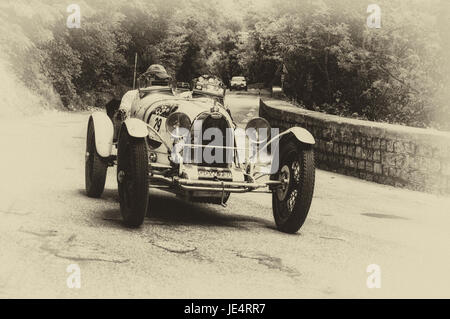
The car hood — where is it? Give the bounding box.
[135,93,233,125]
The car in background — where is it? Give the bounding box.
[230,76,247,91]
[192,75,224,92]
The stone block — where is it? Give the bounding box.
[382,165,389,176]
[355,146,362,159]
[358,160,365,170]
[405,142,415,155]
[386,140,394,152]
[395,154,409,169]
[394,141,406,153]
[372,138,381,150]
[326,141,334,153]
[382,152,396,167]
[333,143,340,154]
[373,150,381,162]
[361,137,367,148]
[365,173,374,182]
[347,145,355,157]
[374,163,382,174]
[380,139,387,150]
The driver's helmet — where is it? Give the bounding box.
[146,64,170,79]
[142,64,171,87]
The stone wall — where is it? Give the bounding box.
[260,99,450,195]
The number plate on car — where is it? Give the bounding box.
[198,168,233,180]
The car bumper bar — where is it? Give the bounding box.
[149,175,281,193]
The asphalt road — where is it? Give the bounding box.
[0,91,449,298]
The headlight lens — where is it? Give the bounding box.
[245,117,271,144]
[166,112,191,138]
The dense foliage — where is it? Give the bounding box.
[1,0,449,129]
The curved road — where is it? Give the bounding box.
[0,91,449,298]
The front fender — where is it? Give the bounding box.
[282,127,315,145]
[89,112,113,158]
[266,127,315,175]
[122,118,148,138]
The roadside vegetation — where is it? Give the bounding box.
[1,0,449,130]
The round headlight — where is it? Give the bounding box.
[245,117,271,144]
[166,112,191,138]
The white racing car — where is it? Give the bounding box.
[85,70,316,233]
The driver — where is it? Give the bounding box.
[116,64,171,121]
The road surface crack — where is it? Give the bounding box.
[235,251,300,278]
[41,239,130,263]
[20,227,129,263]
[0,209,32,216]
[150,238,197,254]
[19,227,58,237]
[0,202,33,216]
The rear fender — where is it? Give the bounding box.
[89,112,114,158]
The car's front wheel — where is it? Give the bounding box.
[272,140,315,234]
[117,129,149,227]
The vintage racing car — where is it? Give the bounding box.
[85,72,316,233]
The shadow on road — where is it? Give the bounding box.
[77,188,119,203]
[78,187,273,231]
[77,176,277,232]
[146,193,273,230]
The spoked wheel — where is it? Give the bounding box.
[272,140,315,233]
[117,129,149,227]
[85,120,108,198]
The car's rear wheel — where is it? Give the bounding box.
[117,129,149,227]
[272,140,315,234]
[85,120,108,198]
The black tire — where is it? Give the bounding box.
[117,129,149,227]
[85,120,108,198]
[272,140,315,233]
